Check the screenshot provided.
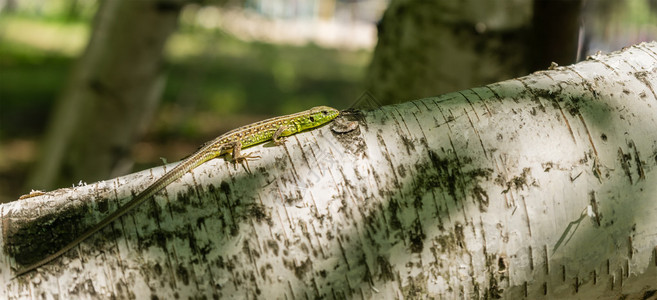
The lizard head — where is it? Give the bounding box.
[297,106,340,131]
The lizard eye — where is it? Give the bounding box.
[309,116,315,122]
[322,110,328,115]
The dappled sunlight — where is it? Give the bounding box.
[269,53,657,296]
[2,0,657,298]
[0,16,88,56]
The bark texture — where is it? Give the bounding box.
[26,0,183,191]
[3,42,657,299]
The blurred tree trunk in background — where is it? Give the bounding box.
[365,0,582,105]
[3,0,17,13]
[66,0,81,21]
[531,0,582,71]
[365,0,533,104]
[26,0,184,191]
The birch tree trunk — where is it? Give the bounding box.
[3,42,657,299]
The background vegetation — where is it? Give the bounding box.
[0,2,373,202]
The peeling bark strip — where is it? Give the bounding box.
[3,43,657,298]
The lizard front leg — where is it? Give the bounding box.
[272,125,291,145]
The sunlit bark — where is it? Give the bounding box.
[4,42,657,299]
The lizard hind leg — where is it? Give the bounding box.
[230,142,260,173]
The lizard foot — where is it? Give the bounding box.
[233,152,261,173]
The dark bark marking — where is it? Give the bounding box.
[459,91,480,121]
[554,100,577,144]
[589,191,601,226]
[578,114,599,157]
[377,255,395,282]
[544,245,550,275]
[409,217,425,253]
[525,246,533,273]
[248,203,272,226]
[629,140,646,181]
[562,265,566,282]
[618,147,634,184]
[634,70,657,100]
[376,132,401,189]
[293,257,312,280]
[463,107,488,159]
[472,184,489,212]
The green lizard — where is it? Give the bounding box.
[15,106,340,276]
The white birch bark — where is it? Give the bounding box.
[3,42,657,299]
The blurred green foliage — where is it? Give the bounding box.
[0,17,77,139]
[0,13,370,140]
